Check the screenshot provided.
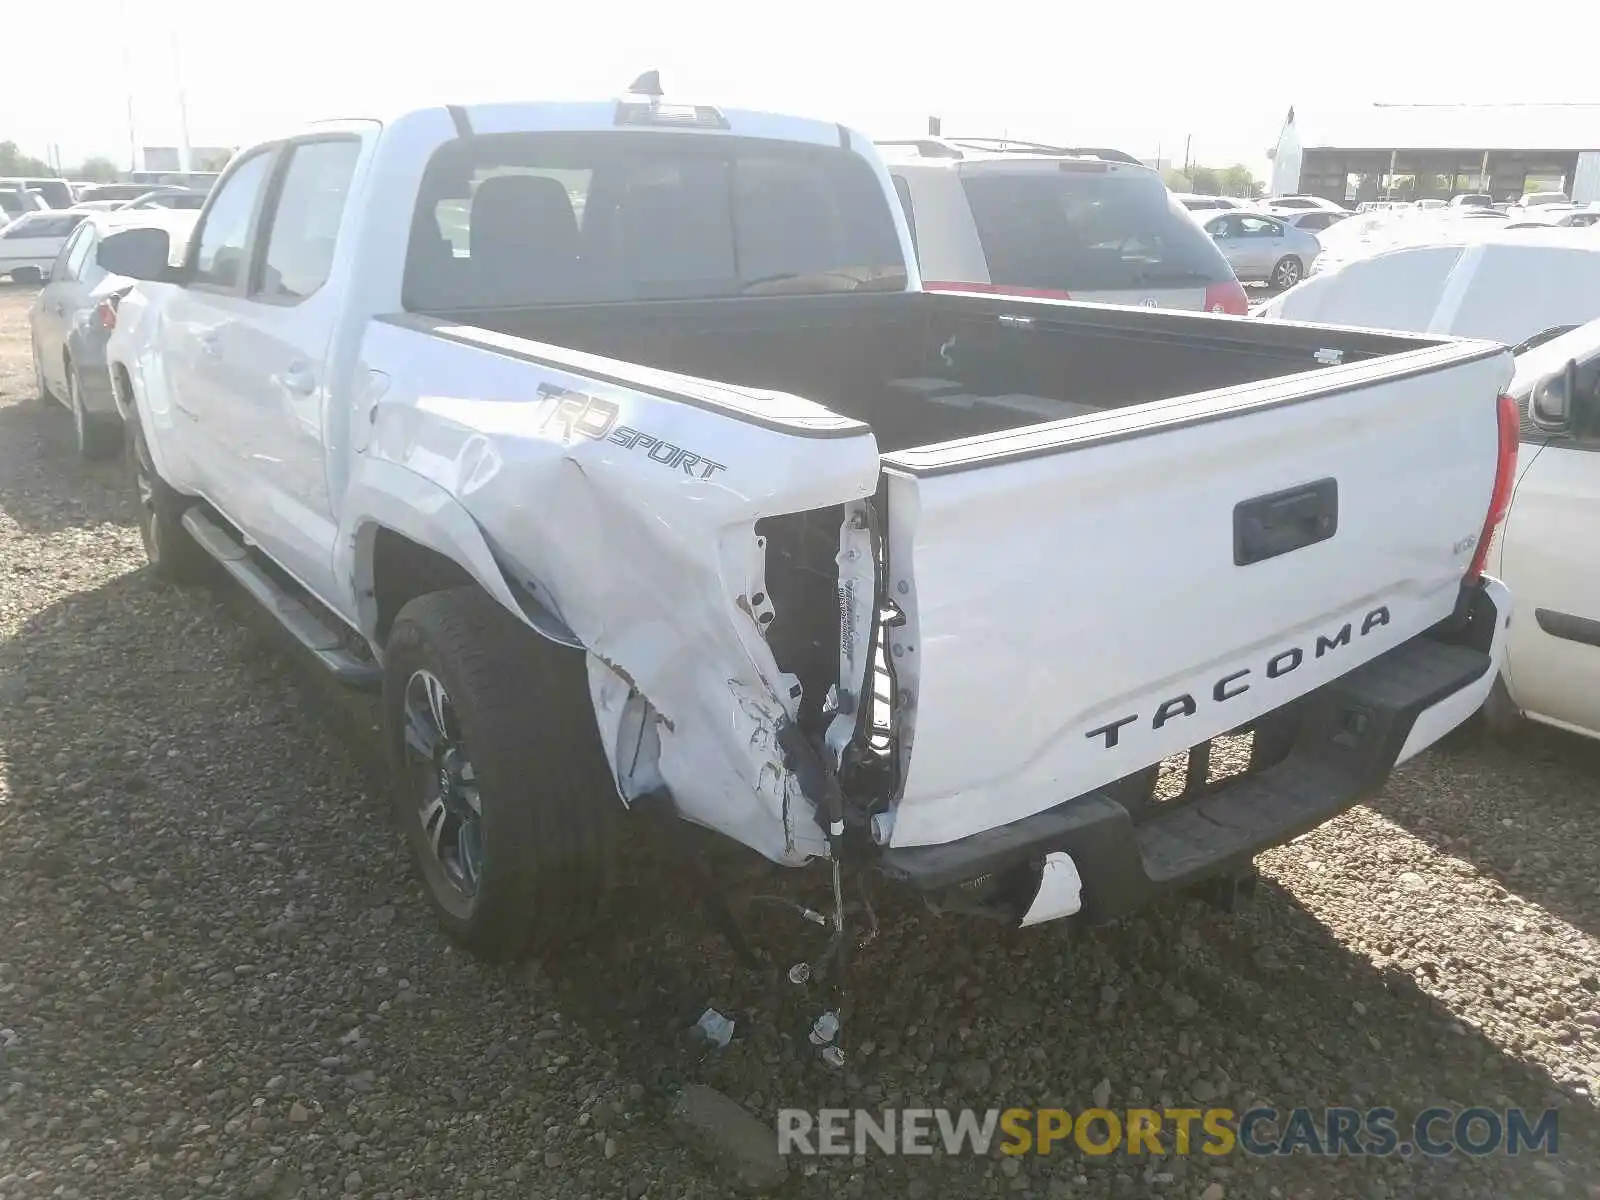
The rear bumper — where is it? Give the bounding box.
[879,577,1510,925]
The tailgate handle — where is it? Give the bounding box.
[1233,478,1338,566]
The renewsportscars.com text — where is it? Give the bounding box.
[777,1107,1560,1158]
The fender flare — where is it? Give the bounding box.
[337,455,579,651]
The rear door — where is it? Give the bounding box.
[957,161,1235,311]
[1233,214,1286,275]
[1496,334,1600,738]
[33,223,95,390]
[878,335,1512,848]
[209,134,365,602]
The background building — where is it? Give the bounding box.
[1268,104,1600,205]
[140,144,233,172]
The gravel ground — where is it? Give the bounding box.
[0,281,1597,1200]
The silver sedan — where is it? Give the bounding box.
[1196,210,1322,289]
[29,209,199,459]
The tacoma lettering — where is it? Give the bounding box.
[1085,605,1392,748]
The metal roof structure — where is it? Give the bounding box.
[1282,104,1600,152]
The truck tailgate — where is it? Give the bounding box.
[879,341,1511,848]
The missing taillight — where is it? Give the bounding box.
[1463,393,1520,586]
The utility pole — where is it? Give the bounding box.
[119,0,139,173]
[172,26,193,174]
[1182,133,1192,177]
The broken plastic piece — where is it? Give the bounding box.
[787,962,812,984]
[820,1045,846,1069]
[1019,851,1084,927]
[691,1007,735,1049]
[808,1010,840,1046]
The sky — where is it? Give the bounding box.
[5,0,1598,177]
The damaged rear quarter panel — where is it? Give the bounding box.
[359,321,882,864]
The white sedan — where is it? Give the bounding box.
[0,210,89,283]
[1259,227,1600,741]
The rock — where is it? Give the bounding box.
[666,1084,788,1193]
[1397,871,1428,892]
[288,1102,310,1123]
[953,1060,993,1091]
[1092,1079,1111,1109]
[1200,1185,1225,1200]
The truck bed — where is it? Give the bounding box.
[431,290,1437,456]
[385,288,1509,853]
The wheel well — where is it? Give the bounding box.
[371,528,476,643]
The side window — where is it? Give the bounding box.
[190,150,275,290]
[54,224,91,280]
[1238,216,1281,238]
[1211,216,1237,238]
[891,174,919,255]
[70,227,98,279]
[255,139,362,303]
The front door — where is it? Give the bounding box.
[159,147,279,519]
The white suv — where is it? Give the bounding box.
[879,140,1249,315]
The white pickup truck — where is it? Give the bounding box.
[100,83,1518,962]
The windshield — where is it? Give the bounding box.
[403,132,908,310]
[957,168,1235,291]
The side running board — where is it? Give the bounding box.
[180,509,382,690]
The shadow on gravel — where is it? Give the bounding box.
[3,555,1596,1198]
[1373,730,1600,942]
[0,386,135,535]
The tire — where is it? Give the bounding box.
[127,417,210,584]
[1270,256,1303,289]
[30,335,55,406]
[67,358,121,461]
[383,587,615,961]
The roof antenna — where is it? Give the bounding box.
[628,70,663,99]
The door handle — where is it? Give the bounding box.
[274,364,316,396]
[52,303,64,316]
[197,331,221,357]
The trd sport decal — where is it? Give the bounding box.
[535,384,728,481]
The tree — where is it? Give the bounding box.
[1162,168,1193,192]
[73,156,121,183]
[0,140,52,176]
[1188,165,1223,195]
[1217,164,1263,200]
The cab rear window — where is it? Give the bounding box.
[959,169,1235,292]
[403,131,908,309]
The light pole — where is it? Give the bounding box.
[118,0,139,173]
[171,25,193,174]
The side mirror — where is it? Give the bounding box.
[1530,360,1577,432]
[97,227,176,283]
